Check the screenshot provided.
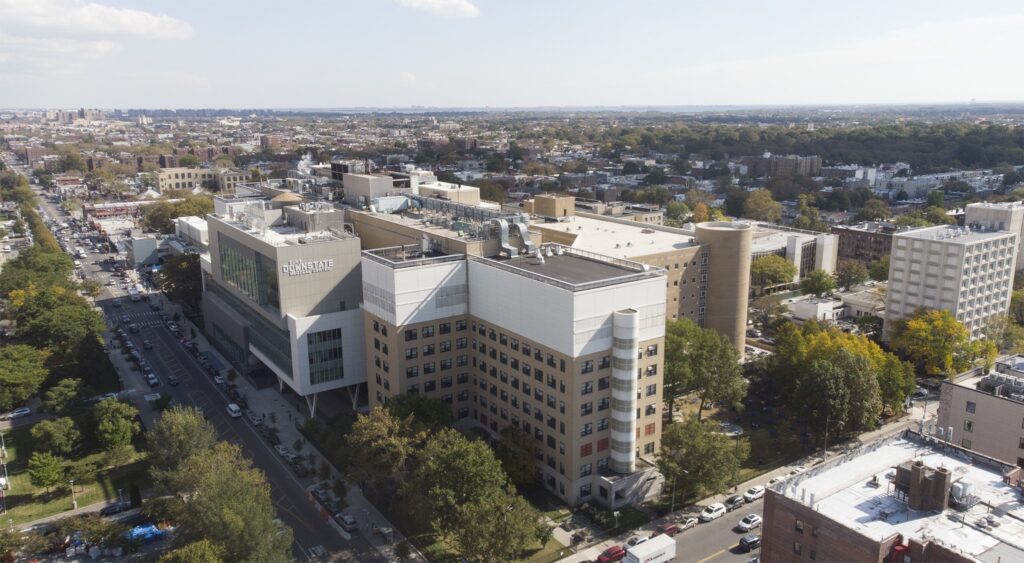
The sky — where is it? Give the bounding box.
[2,0,1024,109]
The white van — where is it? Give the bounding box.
[226,403,242,418]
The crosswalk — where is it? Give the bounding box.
[111,310,165,328]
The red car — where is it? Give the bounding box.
[597,545,626,563]
[654,523,681,537]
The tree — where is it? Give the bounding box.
[31,417,81,456]
[691,202,711,223]
[170,442,293,562]
[750,255,797,293]
[800,269,836,297]
[0,344,50,411]
[28,452,65,492]
[750,296,788,334]
[494,427,537,489]
[347,407,423,491]
[158,540,225,563]
[868,256,891,282]
[795,350,882,434]
[385,394,454,433]
[665,201,689,226]
[643,168,668,186]
[855,199,891,221]
[148,406,217,489]
[792,195,830,232]
[657,418,747,499]
[889,309,972,375]
[663,319,746,422]
[93,399,140,451]
[743,189,782,222]
[404,428,508,533]
[835,259,868,290]
[926,190,945,208]
[447,488,548,562]
[44,378,84,414]
[156,254,203,310]
[178,155,201,168]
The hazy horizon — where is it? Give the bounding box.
[3,0,1024,109]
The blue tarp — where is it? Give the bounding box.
[124,524,167,544]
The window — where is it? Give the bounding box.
[424,380,436,392]
[597,438,609,451]
[580,463,592,477]
[644,423,656,436]
[597,418,609,431]
[422,344,435,356]
[439,340,451,353]
[581,423,593,437]
[646,384,658,397]
[441,375,452,388]
[963,419,974,432]
[580,443,593,457]
[795,520,804,532]
[405,329,417,341]
[645,404,657,416]
[598,377,610,390]
[456,337,467,349]
[408,384,419,394]
[962,438,972,449]
[406,366,418,378]
[500,333,508,346]
[1019,437,1024,449]
[793,541,802,555]
[423,362,436,375]
[966,401,976,413]
[522,343,531,356]
[510,338,519,351]
[580,402,593,416]
[439,322,451,334]
[580,484,592,498]
[547,354,556,368]
[457,355,468,367]
[598,398,610,411]
[582,360,594,374]
[306,328,345,385]
[581,382,593,395]
[374,338,381,351]
[421,326,434,338]
[440,358,452,370]
[599,356,611,369]
[405,347,418,359]
[646,344,658,356]
[457,372,469,384]
[455,319,467,331]
[644,442,655,454]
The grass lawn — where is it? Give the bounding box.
[2,422,150,526]
[521,535,570,563]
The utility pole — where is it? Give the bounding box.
[0,431,8,515]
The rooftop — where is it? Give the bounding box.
[950,355,1024,405]
[529,214,694,258]
[833,221,904,234]
[210,213,352,247]
[896,225,1015,244]
[775,433,1024,562]
[474,244,664,291]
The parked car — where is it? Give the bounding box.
[596,545,626,563]
[725,494,746,512]
[120,315,130,323]
[167,375,179,386]
[737,514,762,532]
[699,503,727,522]
[744,485,766,502]
[213,375,226,386]
[654,523,681,537]
[146,374,160,387]
[99,502,129,517]
[142,340,153,350]
[226,403,242,418]
[767,476,785,487]
[3,407,32,420]
[333,512,357,532]
[678,516,698,531]
[739,534,762,552]
[293,464,310,478]
[274,445,293,458]
[626,536,648,547]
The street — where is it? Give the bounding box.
[32,189,383,562]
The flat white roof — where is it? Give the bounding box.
[529,215,694,259]
[896,225,1015,245]
[778,436,1024,561]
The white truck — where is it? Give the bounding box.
[625,534,676,563]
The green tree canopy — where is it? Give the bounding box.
[663,319,746,421]
[385,394,455,434]
[155,254,203,310]
[835,259,869,290]
[855,198,891,221]
[743,188,782,222]
[494,427,538,489]
[447,487,549,562]
[750,255,797,293]
[158,540,225,563]
[30,417,81,456]
[657,418,748,499]
[889,309,980,375]
[346,407,424,491]
[868,256,891,282]
[800,269,837,297]
[148,406,218,489]
[43,378,84,414]
[28,451,66,492]
[93,399,140,451]
[0,344,50,411]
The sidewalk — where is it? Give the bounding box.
[555,404,931,563]
[169,300,424,562]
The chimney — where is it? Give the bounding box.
[908,460,926,511]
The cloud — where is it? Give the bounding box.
[394,0,479,18]
[0,0,194,40]
[400,71,417,84]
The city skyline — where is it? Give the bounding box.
[3,0,1024,109]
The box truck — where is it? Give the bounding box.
[625,533,676,563]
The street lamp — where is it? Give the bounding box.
[69,480,77,510]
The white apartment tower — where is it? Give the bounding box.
[885,225,1018,339]
[965,201,1024,270]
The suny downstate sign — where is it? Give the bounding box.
[281,258,334,276]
